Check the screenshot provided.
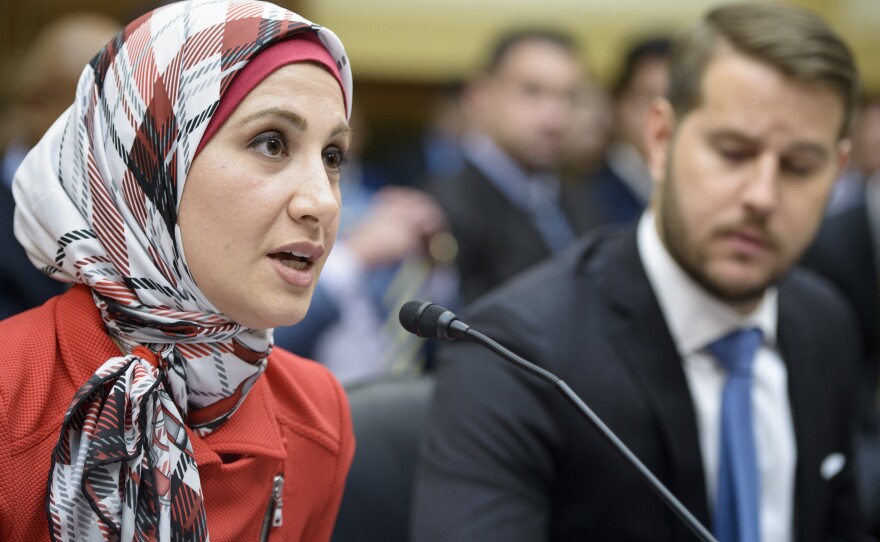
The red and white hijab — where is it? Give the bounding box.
[11,1,351,540]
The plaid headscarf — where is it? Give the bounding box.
[11,1,351,540]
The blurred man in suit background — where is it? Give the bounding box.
[425,29,597,304]
[824,95,880,214]
[580,35,670,226]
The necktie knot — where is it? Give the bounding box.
[707,327,763,377]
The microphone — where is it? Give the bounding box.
[398,300,470,341]
[399,300,718,542]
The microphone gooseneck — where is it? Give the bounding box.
[399,300,718,542]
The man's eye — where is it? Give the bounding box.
[719,148,754,163]
[781,158,819,177]
[250,132,287,157]
[323,148,349,171]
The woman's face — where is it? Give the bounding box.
[179,62,350,330]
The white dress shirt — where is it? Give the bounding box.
[637,211,796,542]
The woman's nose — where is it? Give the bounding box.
[288,158,340,227]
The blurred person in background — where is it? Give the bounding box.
[583,35,670,226]
[369,81,470,188]
[274,109,457,383]
[801,94,880,537]
[0,1,357,539]
[561,84,613,185]
[0,13,121,319]
[419,81,470,181]
[826,95,880,213]
[412,4,866,541]
[426,29,596,304]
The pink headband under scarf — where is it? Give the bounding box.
[195,31,347,157]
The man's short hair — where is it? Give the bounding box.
[484,29,577,74]
[611,36,671,99]
[668,2,860,138]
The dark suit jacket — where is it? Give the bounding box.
[802,202,879,404]
[412,225,865,541]
[581,159,646,226]
[801,202,880,535]
[427,161,598,304]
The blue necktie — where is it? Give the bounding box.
[707,328,764,542]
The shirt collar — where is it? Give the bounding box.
[637,210,778,356]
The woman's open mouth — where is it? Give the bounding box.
[269,250,313,270]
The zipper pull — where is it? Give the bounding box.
[271,474,284,527]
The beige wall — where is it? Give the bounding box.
[0,0,876,135]
[2,0,877,91]
[307,0,880,92]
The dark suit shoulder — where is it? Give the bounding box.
[814,203,869,245]
[802,203,872,271]
[424,161,562,303]
[782,265,860,324]
[424,163,525,236]
[456,225,635,380]
[582,162,645,226]
[425,164,495,210]
[778,265,863,395]
[463,224,631,321]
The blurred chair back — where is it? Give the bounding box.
[331,375,436,542]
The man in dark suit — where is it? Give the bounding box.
[412,4,866,541]
[803,195,880,414]
[426,29,597,304]
[582,36,671,226]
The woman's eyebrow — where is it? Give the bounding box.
[235,107,307,130]
[331,122,352,140]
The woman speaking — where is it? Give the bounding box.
[0,0,354,540]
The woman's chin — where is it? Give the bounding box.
[262,301,312,330]
[227,306,308,331]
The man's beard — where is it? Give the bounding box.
[657,162,781,306]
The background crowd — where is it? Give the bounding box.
[1,0,879,541]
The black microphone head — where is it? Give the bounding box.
[399,300,447,339]
[399,300,430,337]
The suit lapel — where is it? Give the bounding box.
[601,229,711,534]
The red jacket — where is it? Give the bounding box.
[0,285,354,541]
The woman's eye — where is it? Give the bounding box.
[323,147,349,171]
[250,132,287,157]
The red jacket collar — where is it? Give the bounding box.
[55,285,286,468]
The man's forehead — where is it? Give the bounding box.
[495,40,574,71]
